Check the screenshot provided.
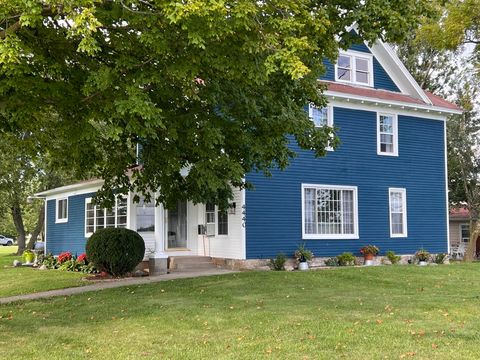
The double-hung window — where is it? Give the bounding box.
[302,184,358,239]
[85,196,128,236]
[56,198,68,223]
[389,188,407,237]
[205,203,228,236]
[308,105,333,128]
[378,113,398,156]
[460,224,470,243]
[335,51,373,86]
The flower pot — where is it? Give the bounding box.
[298,262,309,271]
[418,261,428,266]
[364,253,375,261]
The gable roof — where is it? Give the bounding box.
[331,28,461,116]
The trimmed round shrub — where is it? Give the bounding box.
[86,228,145,276]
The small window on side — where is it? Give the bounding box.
[56,198,68,223]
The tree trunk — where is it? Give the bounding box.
[11,202,26,255]
[464,219,479,261]
[26,205,45,250]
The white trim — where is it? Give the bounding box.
[35,179,104,198]
[55,198,68,223]
[327,99,448,121]
[301,183,359,240]
[308,104,334,128]
[241,188,246,260]
[44,199,48,253]
[325,90,462,116]
[334,50,374,87]
[444,122,451,253]
[370,41,432,104]
[389,188,408,238]
[377,113,398,156]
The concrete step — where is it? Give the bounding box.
[168,256,217,271]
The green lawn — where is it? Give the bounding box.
[0,246,86,297]
[2,264,480,359]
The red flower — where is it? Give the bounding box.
[58,251,72,264]
[77,253,87,263]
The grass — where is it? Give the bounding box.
[0,246,86,297]
[2,264,480,359]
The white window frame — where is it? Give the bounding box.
[377,113,398,156]
[301,184,359,240]
[205,203,229,237]
[308,104,334,128]
[308,104,334,151]
[84,196,128,237]
[460,223,470,243]
[334,50,374,87]
[389,188,408,238]
[55,198,68,223]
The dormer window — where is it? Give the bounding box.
[335,51,373,86]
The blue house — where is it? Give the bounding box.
[36,37,461,270]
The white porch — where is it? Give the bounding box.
[126,188,246,268]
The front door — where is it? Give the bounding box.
[167,201,188,249]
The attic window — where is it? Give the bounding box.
[335,51,373,87]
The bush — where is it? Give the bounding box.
[325,257,339,267]
[58,252,72,264]
[386,250,401,265]
[337,252,355,266]
[39,253,59,269]
[434,253,448,264]
[269,253,287,271]
[86,228,145,276]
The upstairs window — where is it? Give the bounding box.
[308,105,333,128]
[85,196,127,236]
[377,113,398,156]
[56,198,68,223]
[335,51,373,86]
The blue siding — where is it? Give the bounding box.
[46,192,95,255]
[245,107,447,259]
[320,42,400,92]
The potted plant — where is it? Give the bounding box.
[294,243,313,271]
[415,249,430,266]
[360,245,379,266]
[22,250,35,264]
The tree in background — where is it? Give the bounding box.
[0,0,432,209]
[0,131,79,254]
[396,1,480,260]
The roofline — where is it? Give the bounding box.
[325,90,462,116]
[373,40,433,105]
[35,179,104,197]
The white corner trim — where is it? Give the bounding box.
[444,122,451,253]
[55,197,68,224]
[377,112,399,156]
[301,183,359,240]
[389,188,408,238]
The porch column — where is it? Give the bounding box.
[149,202,168,275]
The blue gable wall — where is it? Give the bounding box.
[245,107,447,259]
[46,192,94,255]
[321,42,400,92]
